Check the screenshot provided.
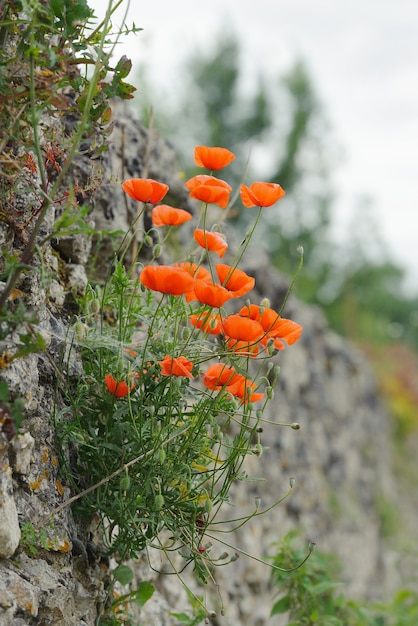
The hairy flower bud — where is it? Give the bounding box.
[119,471,130,492]
[73,320,87,341]
[182,326,191,341]
[154,494,164,510]
[204,498,213,514]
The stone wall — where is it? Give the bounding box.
[0,101,398,625]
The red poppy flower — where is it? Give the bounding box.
[140,265,195,296]
[193,279,233,307]
[159,355,194,379]
[240,182,286,208]
[185,175,232,208]
[189,311,223,335]
[215,264,255,298]
[152,204,192,227]
[238,304,303,349]
[122,178,169,204]
[105,374,135,398]
[194,146,236,171]
[194,229,228,258]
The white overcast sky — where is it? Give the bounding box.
[89,0,418,288]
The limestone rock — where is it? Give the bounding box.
[0,449,20,559]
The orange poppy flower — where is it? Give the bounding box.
[185,175,232,208]
[105,374,135,398]
[152,204,192,227]
[202,363,243,394]
[222,314,264,342]
[224,338,259,356]
[189,311,223,335]
[202,363,263,403]
[233,378,265,403]
[240,182,286,208]
[175,262,212,302]
[215,264,255,298]
[194,229,228,258]
[159,355,194,379]
[140,265,195,296]
[193,279,233,307]
[122,178,169,204]
[238,304,303,349]
[194,146,236,171]
[175,261,212,282]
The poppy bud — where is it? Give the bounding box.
[144,235,153,247]
[204,498,213,514]
[89,298,101,315]
[289,477,295,488]
[119,471,130,492]
[158,448,166,464]
[73,320,87,341]
[182,327,191,340]
[153,243,161,258]
[154,494,164,510]
[266,387,274,400]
